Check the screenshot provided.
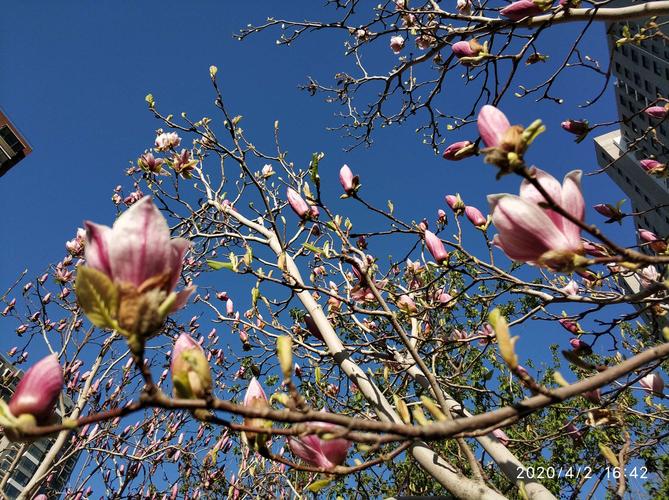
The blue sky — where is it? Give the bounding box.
[0,2,646,495]
[0,2,634,351]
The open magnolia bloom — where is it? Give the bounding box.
[488,167,585,270]
[76,196,194,339]
[288,420,352,469]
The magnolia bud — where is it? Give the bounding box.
[10,354,62,419]
[170,334,212,400]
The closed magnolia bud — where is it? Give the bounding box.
[8,354,64,425]
[339,164,360,195]
[442,141,475,160]
[559,318,580,334]
[644,105,669,119]
[170,333,212,400]
[243,377,271,449]
[286,188,311,219]
[465,206,487,228]
[640,159,665,174]
[500,0,546,20]
[452,39,484,60]
[477,105,512,148]
[397,295,417,315]
[561,119,589,136]
[445,194,465,214]
[424,230,449,264]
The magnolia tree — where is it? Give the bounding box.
[2,1,669,499]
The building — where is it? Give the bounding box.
[593,5,669,320]
[0,110,32,177]
[593,3,669,239]
[0,354,79,499]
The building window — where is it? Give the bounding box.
[645,80,652,92]
[615,62,621,73]
[631,48,639,63]
[654,61,662,76]
[642,55,649,69]
[619,94,626,106]
[624,68,631,79]
[621,45,629,57]
[634,72,641,86]
[0,126,22,153]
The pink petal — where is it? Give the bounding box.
[477,105,511,148]
[167,238,191,292]
[288,435,332,468]
[169,286,196,313]
[108,196,172,287]
[519,167,564,231]
[9,354,63,424]
[489,194,569,262]
[559,170,585,250]
[84,222,113,276]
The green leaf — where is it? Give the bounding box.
[206,260,235,271]
[309,152,323,188]
[75,266,119,329]
[302,243,322,254]
[307,478,332,493]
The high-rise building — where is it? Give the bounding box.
[0,110,32,178]
[593,5,669,307]
[0,354,79,499]
[593,4,669,239]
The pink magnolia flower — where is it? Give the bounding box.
[8,354,63,424]
[559,318,580,334]
[288,420,352,469]
[451,328,469,340]
[397,294,418,314]
[171,333,212,399]
[638,228,667,253]
[477,105,511,148]
[569,338,590,352]
[437,289,453,305]
[451,40,481,58]
[286,188,313,220]
[457,0,471,12]
[339,164,359,195]
[82,196,194,335]
[500,0,546,20]
[491,428,510,446]
[244,377,268,407]
[560,119,589,136]
[640,265,660,287]
[640,159,665,174]
[640,373,664,396]
[424,230,449,264]
[155,132,181,151]
[437,209,447,222]
[445,194,465,213]
[390,35,405,54]
[488,167,584,267]
[465,206,487,228]
[442,140,475,160]
[644,106,669,119]
[138,152,165,174]
[560,280,580,296]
